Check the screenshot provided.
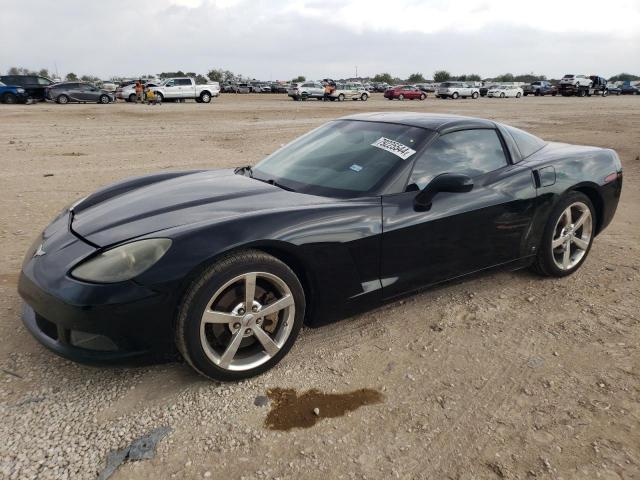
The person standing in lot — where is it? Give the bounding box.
[323,82,333,101]
[135,80,143,103]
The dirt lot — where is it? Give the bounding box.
[0,94,638,480]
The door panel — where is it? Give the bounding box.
[381,164,537,298]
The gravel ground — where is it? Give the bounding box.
[0,94,638,480]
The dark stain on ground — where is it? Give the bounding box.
[264,388,383,431]
[0,273,19,286]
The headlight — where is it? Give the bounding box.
[71,238,172,283]
[17,88,25,93]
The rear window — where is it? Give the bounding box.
[563,74,574,78]
[505,126,546,159]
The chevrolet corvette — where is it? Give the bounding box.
[18,113,623,381]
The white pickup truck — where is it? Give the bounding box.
[153,77,220,103]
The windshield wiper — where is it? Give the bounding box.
[234,165,253,177]
[265,178,296,192]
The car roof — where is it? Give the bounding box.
[339,112,496,133]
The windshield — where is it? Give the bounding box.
[563,74,574,78]
[252,120,433,197]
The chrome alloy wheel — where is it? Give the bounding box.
[551,201,593,270]
[199,272,295,371]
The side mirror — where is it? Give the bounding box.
[414,173,473,211]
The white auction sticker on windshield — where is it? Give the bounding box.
[371,137,416,160]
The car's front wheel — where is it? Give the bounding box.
[176,250,305,381]
[451,92,459,99]
[471,92,479,99]
[531,192,595,277]
[200,92,211,103]
[361,93,368,101]
[99,95,110,104]
[2,93,17,104]
[56,94,69,104]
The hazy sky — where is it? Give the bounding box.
[1,0,639,80]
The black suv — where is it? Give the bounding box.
[0,75,54,101]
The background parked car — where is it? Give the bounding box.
[236,83,251,94]
[45,82,115,104]
[287,81,324,100]
[559,74,592,88]
[331,83,369,101]
[374,83,390,92]
[437,82,479,99]
[479,84,497,97]
[0,81,29,104]
[153,77,220,103]
[117,82,159,102]
[620,84,639,95]
[487,85,523,98]
[0,74,53,101]
[384,85,426,100]
[522,81,557,96]
[100,81,117,92]
[608,86,622,95]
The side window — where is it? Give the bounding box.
[165,80,175,87]
[409,129,508,189]
[178,79,192,86]
[37,77,51,85]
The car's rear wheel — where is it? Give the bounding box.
[500,92,505,98]
[516,92,521,98]
[176,250,305,381]
[451,92,459,99]
[99,95,110,104]
[338,93,345,102]
[128,93,137,102]
[531,192,595,277]
[200,92,211,103]
[361,93,368,101]
[2,93,17,104]
[471,92,479,99]
[56,95,69,104]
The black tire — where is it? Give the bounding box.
[156,92,164,103]
[2,93,17,104]
[338,93,345,102]
[451,92,459,99]
[500,92,505,98]
[419,93,426,100]
[176,249,305,381]
[471,92,479,99]
[531,192,596,277]
[200,92,211,103]
[195,97,203,103]
[516,92,521,98]
[99,95,110,104]
[361,93,368,101]
[128,93,137,102]
[56,95,69,104]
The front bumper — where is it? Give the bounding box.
[18,270,176,364]
[18,218,178,364]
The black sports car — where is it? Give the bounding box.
[18,113,623,381]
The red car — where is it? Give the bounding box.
[384,85,426,100]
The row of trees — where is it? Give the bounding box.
[5,66,640,85]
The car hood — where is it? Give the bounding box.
[71,169,330,246]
